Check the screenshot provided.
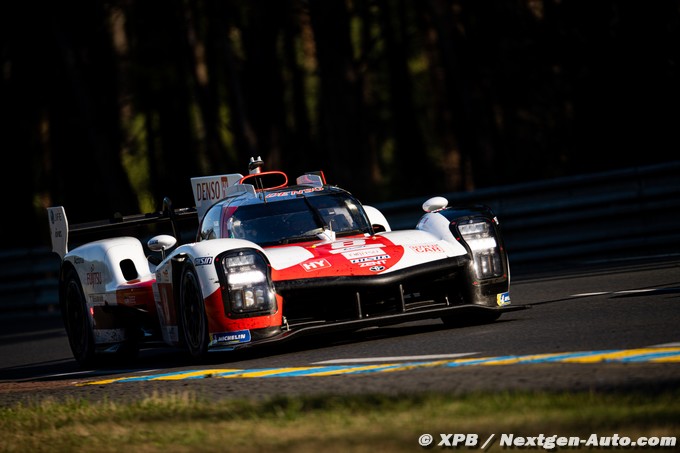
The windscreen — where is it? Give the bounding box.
[222,193,371,246]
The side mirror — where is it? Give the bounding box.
[148,235,177,260]
[422,196,448,213]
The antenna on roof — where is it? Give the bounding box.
[248,156,264,174]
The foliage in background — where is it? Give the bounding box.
[1,1,679,246]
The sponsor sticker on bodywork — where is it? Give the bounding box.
[301,259,331,271]
[350,254,390,264]
[342,248,385,259]
[211,330,252,346]
[86,267,103,286]
[194,256,213,266]
[409,244,445,253]
[497,292,510,306]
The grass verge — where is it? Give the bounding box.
[1,389,679,452]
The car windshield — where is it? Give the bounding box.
[223,193,371,246]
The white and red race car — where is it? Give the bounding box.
[48,158,516,367]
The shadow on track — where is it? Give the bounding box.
[0,315,522,384]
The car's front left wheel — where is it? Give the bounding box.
[178,263,209,359]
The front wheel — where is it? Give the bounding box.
[178,263,209,359]
[62,267,96,368]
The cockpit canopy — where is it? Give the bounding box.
[198,188,372,246]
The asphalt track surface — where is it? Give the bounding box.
[1,255,679,406]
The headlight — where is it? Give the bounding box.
[220,250,277,316]
[457,222,497,251]
[457,220,503,280]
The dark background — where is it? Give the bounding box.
[1,0,678,248]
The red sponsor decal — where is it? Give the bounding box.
[409,244,444,253]
[86,271,102,285]
[266,187,324,198]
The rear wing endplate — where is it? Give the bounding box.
[47,206,69,259]
[191,173,243,221]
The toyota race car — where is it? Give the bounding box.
[47,158,517,367]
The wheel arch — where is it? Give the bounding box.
[58,260,78,316]
[170,254,193,347]
[437,206,510,307]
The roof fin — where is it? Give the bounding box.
[248,156,264,174]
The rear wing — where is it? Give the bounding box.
[47,199,197,260]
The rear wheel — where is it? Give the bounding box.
[178,263,209,359]
[62,267,96,368]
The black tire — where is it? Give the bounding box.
[62,267,96,368]
[178,263,209,359]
